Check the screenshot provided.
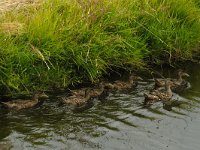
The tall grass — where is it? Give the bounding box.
[0,0,200,95]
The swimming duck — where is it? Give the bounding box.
[61,89,93,107]
[144,80,173,105]
[68,82,109,98]
[0,92,48,110]
[155,70,189,92]
[89,82,111,98]
[105,75,142,91]
[68,87,87,97]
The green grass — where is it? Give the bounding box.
[0,0,200,95]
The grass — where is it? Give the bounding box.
[0,0,200,95]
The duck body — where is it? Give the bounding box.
[155,70,189,92]
[61,96,90,107]
[61,89,93,107]
[0,92,48,110]
[144,80,173,105]
[68,82,109,99]
[105,75,142,91]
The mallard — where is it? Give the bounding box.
[105,75,142,91]
[0,92,48,110]
[144,80,173,105]
[155,70,189,92]
[61,89,93,107]
[68,82,109,98]
[68,87,87,97]
[89,82,109,97]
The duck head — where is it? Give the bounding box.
[178,70,190,78]
[180,72,190,78]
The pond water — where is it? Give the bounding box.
[0,64,200,150]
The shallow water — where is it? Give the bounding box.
[0,64,200,150]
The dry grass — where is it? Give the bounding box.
[0,0,40,12]
[0,22,24,34]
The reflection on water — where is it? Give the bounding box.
[0,64,200,150]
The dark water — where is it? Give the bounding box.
[0,64,200,150]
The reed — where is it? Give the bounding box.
[0,0,200,95]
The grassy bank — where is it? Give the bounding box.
[0,0,200,95]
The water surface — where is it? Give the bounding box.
[0,64,200,150]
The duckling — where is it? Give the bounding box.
[105,75,142,91]
[144,80,172,105]
[0,92,48,110]
[155,70,189,92]
[61,89,93,107]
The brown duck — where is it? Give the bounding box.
[105,75,142,91]
[155,70,189,92]
[0,92,48,110]
[68,87,87,97]
[144,80,173,105]
[61,89,93,107]
[89,82,109,97]
[69,82,109,98]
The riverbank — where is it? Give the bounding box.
[0,0,200,96]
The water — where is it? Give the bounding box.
[0,64,200,150]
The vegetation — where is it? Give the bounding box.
[0,0,200,95]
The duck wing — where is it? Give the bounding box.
[144,93,160,100]
[62,95,87,107]
[171,80,189,93]
[149,88,172,100]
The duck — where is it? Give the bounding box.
[144,80,173,105]
[89,82,111,98]
[61,89,93,107]
[0,92,48,110]
[154,70,189,92]
[68,82,110,98]
[68,87,87,97]
[105,75,142,91]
